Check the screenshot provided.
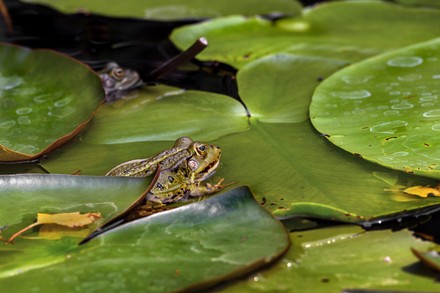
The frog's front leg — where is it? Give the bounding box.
[187,178,225,198]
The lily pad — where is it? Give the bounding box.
[310,38,440,179]
[41,53,440,222]
[22,0,301,20]
[223,226,438,292]
[79,86,248,144]
[0,180,289,293]
[0,174,149,230]
[171,1,440,68]
[0,43,103,161]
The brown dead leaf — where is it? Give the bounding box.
[403,185,440,198]
[6,212,101,243]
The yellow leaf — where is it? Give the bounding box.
[39,224,91,240]
[5,212,101,244]
[403,185,440,198]
[36,212,101,228]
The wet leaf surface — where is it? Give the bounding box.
[0,184,289,293]
[224,226,438,293]
[171,1,440,68]
[0,43,103,161]
[41,54,440,222]
[310,38,440,179]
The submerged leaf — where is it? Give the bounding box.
[36,212,101,228]
[6,212,101,243]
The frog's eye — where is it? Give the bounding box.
[196,145,206,154]
[111,67,125,80]
[188,159,199,171]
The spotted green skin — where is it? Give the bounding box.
[106,137,193,177]
[147,143,223,204]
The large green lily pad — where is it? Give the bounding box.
[41,53,440,222]
[310,38,440,179]
[23,0,301,20]
[171,1,440,68]
[223,226,438,292]
[80,86,248,144]
[0,178,289,293]
[0,43,104,161]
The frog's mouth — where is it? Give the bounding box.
[202,158,220,179]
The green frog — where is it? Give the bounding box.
[80,138,224,244]
[99,62,142,102]
[106,137,225,204]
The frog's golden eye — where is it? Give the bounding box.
[111,67,125,80]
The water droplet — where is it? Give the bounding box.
[54,96,74,107]
[393,151,409,157]
[390,99,400,104]
[378,156,394,163]
[0,120,16,129]
[2,76,23,90]
[421,103,435,107]
[15,107,33,115]
[370,120,408,134]
[384,110,400,116]
[33,94,52,103]
[341,75,373,84]
[433,74,440,79]
[330,90,371,100]
[391,102,414,110]
[388,91,401,96]
[352,108,366,115]
[420,95,438,102]
[17,116,31,125]
[387,56,423,68]
[14,144,38,154]
[397,73,422,82]
[28,135,38,140]
[423,110,440,117]
[377,105,389,110]
[431,124,440,131]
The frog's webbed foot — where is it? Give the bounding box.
[205,178,225,192]
[189,178,232,198]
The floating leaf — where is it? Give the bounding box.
[42,53,440,222]
[171,1,440,68]
[225,227,438,292]
[0,43,104,161]
[0,185,289,292]
[79,86,248,144]
[21,0,301,20]
[310,38,440,179]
